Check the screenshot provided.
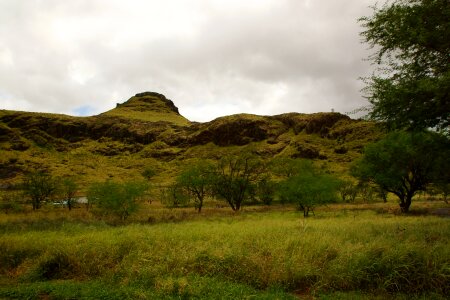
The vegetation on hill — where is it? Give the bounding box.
[0,91,382,191]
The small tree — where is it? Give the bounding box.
[357,182,376,203]
[22,171,57,210]
[338,180,358,203]
[278,169,341,217]
[256,175,277,205]
[351,131,450,212]
[212,154,263,211]
[141,167,157,204]
[57,178,78,210]
[160,183,190,208]
[177,161,214,213]
[87,180,148,220]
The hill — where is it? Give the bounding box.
[0,92,382,189]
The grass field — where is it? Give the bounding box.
[0,201,449,299]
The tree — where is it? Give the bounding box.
[338,180,358,203]
[159,183,190,208]
[360,0,450,131]
[212,154,263,211]
[278,163,341,217]
[256,175,277,205]
[87,180,148,220]
[177,161,214,213]
[57,178,78,210]
[22,171,57,210]
[351,131,450,212]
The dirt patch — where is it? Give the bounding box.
[431,207,450,218]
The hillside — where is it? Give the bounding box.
[0,92,382,188]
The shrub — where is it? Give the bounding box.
[278,161,341,217]
[87,180,148,220]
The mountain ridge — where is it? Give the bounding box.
[0,92,382,187]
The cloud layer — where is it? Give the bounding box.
[0,0,376,121]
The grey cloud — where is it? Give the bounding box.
[0,0,376,121]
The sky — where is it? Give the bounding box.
[0,0,377,122]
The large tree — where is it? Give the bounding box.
[360,0,449,131]
[351,131,450,212]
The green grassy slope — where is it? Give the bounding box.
[102,92,190,126]
[0,92,383,188]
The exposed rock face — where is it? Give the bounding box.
[273,112,350,136]
[0,92,376,160]
[189,116,275,146]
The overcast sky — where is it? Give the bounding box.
[0,0,376,122]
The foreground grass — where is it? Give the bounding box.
[0,206,449,299]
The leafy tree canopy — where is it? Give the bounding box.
[22,171,57,210]
[213,154,264,211]
[360,0,450,131]
[278,161,341,217]
[87,180,148,220]
[351,130,450,212]
[57,177,78,210]
[176,160,215,212]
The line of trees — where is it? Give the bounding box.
[21,172,79,211]
[18,171,149,220]
[161,155,343,217]
[14,154,344,218]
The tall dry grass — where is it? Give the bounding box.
[1,207,448,298]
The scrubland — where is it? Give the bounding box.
[0,201,448,299]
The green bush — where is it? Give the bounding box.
[87,180,148,220]
[278,160,341,217]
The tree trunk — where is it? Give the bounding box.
[303,208,308,218]
[399,195,412,213]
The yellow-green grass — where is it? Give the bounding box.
[103,108,190,126]
[0,203,448,299]
[102,94,191,126]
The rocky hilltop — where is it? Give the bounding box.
[0,92,381,186]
